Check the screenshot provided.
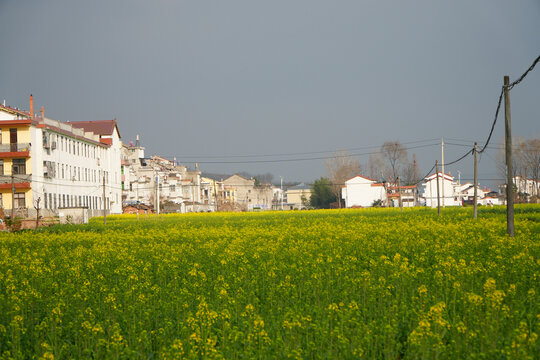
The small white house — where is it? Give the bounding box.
[342,175,387,207]
[422,172,460,208]
[479,194,502,206]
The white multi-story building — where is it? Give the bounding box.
[121,142,204,213]
[0,98,122,217]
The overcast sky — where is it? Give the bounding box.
[1,0,539,185]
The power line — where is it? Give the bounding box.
[170,138,441,159]
[478,54,540,154]
[478,87,504,154]
[441,148,474,167]
[506,54,540,91]
[161,143,440,164]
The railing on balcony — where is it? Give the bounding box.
[0,143,31,153]
[0,174,32,184]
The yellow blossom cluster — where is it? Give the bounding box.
[0,205,538,358]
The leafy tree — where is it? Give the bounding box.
[310,177,337,209]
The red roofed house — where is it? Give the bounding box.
[386,184,419,207]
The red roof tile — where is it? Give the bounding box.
[0,104,31,118]
[66,120,121,138]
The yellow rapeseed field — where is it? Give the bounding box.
[0,206,538,359]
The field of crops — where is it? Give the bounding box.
[0,206,539,359]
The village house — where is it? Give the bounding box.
[284,183,311,210]
[386,184,419,208]
[222,174,273,211]
[341,175,387,208]
[0,96,122,218]
[121,141,203,213]
[498,176,539,203]
[421,172,461,208]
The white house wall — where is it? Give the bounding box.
[31,123,122,214]
[343,177,386,207]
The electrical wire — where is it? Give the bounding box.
[478,54,540,154]
[169,138,441,159]
[160,143,440,164]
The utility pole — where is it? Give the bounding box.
[213,181,219,212]
[441,138,445,208]
[473,142,478,220]
[280,176,284,210]
[136,179,140,221]
[504,75,514,237]
[436,161,441,216]
[457,171,462,206]
[103,174,107,224]
[11,165,15,219]
[156,175,160,216]
[398,176,403,212]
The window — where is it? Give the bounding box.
[44,193,48,209]
[14,192,25,208]
[170,185,175,192]
[0,160,3,175]
[0,193,2,207]
[12,159,26,175]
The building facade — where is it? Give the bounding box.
[121,142,203,213]
[0,99,123,217]
[342,175,387,208]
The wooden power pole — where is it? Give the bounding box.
[11,167,15,219]
[435,160,441,216]
[473,142,478,220]
[103,174,107,225]
[504,75,514,237]
[398,176,403,212]
[441,139,445,208]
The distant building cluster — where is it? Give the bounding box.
[341,173,516,208]
[0,96,536,225]
[0,97,309,224]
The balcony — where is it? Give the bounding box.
[0,173,32,189]
[0,143,31,157]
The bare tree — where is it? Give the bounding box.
[368,153,387,180]
[402,153,421,185]
[325,151,361,208]
[520,138,540,198]
[495,136,540,201]
[380,141,408,184]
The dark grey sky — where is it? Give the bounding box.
[1,0,539,185]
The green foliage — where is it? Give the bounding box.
[309,177,337,209]
[4,216,23,232]
[372,199,384,207]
